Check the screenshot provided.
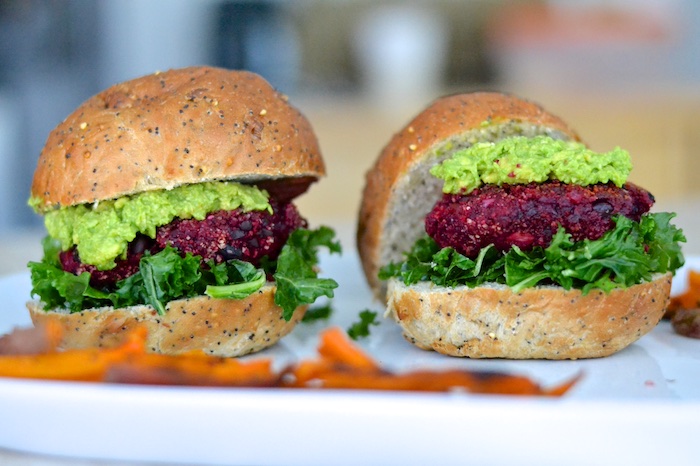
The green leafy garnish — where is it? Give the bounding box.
[120,247,204,315]
[380,213,685,293]
[28,227,341,319]
[272,226,342,321]
[301,303,334,323]
[205,269,266,300]
[28,237,111,312]
[347,310,380,340]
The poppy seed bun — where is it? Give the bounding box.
[357,92,580,299]
[357,91,672,359]
[27,285,306,357]
[31,66,324,212]
[387,275,671,360]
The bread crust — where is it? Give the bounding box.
[387,274,671,359]
[31,67,325,211]
[27,285,305,357]
[357,92,580,298]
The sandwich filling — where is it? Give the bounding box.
[38,181,272,270]
[380,135,685,293]
[29,181,341,318]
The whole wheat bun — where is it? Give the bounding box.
[31,66,324,211]
[388,275,671,360]
[28,67,324,356]
[357,91,669,359]
[27,285,305,357]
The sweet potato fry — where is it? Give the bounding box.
[284,359,343,387]
[0,325,577,396]
[0,325,279,386]
[283,328,577,396]
[0,327,145,381]
[0,321,64,355]
[316,326,380,371]
[667,270,700,318]
[293,366,577,396]
[105,354,279,387]
[665,270,700,339]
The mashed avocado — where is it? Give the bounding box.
[431,135,632,194]
[40,181,271,270]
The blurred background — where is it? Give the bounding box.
[1,0,700,272]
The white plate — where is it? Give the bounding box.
[1,253,699,466]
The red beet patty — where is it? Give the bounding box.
[60,199,306,289]
[425,181,654,258]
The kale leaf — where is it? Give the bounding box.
[380,213,685,294]
[29,226,341,319]
[347,309,380,340]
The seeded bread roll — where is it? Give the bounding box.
[357,92,581,299]
[357,91,676,359]
[27,285,304,357]
[31,66,324,211]
[387,275,671,360]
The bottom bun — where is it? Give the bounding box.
[387,274,672,359]
[27,284,306,357]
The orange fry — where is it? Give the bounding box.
[0,325,577,396]
[0,321,64,355]
[285,327,577,396]
[0,327,145,381]
[284,359,339,387]
[297,367,577,396]
[668,270,700,315]
[106,354,278,387]
[0,327,278,386]
[316,326,380,371]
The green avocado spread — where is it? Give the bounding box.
[38,181,271,270]
[430,135,632,194]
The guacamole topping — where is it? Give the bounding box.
[40,181,272,270]
[430,135,632,194]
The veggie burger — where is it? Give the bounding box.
[27,66,340,357]
[358,92,684,359]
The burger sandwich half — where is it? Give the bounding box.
[27,67,340,357]
[358,92,684,359]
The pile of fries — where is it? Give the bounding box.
[666,270,700,339]
[0,323,576,396]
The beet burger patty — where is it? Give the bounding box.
[426,180,655,258]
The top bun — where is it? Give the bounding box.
[31,67,325,212]
[357,92,581,298]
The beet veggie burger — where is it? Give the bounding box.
[358,92,684,359]
[27,67,340,357]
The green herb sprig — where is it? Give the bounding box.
[347,310,380,340]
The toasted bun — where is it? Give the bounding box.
[387,274,672,359]
[27,285,305,357]
[31,66,324,211]
[357,92,580,299]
